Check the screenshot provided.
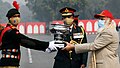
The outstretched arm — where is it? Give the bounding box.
[18,33,49,51]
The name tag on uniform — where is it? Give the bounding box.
[73,33,84,39]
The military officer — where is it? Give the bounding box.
[53,7,88,68]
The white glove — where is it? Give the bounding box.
[45,41,65,53]
[45,41,57,53]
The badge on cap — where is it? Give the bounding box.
[59,7,76,16]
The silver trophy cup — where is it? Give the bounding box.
[50,24,70,48]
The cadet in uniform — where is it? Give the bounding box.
[0,1,58,68]
[53,7,88,68]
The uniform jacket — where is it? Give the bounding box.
[53,25,88,68]
[75,26,120,68]
[0,24,49,66]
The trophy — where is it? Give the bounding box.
[50,24,70,48]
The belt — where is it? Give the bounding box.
[2,49,19,52]
[2,54,19,59]
[2,49,20,59]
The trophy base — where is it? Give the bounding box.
[54,40,65,48]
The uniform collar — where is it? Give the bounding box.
[6,23,17,29]
[69,24,73,32]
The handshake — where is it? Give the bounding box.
[46,41,75,53]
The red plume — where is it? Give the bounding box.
[13,1,20,10]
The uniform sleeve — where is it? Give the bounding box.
[81,52,88,67]
[19,33,49,51]
[10,29,49,51]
